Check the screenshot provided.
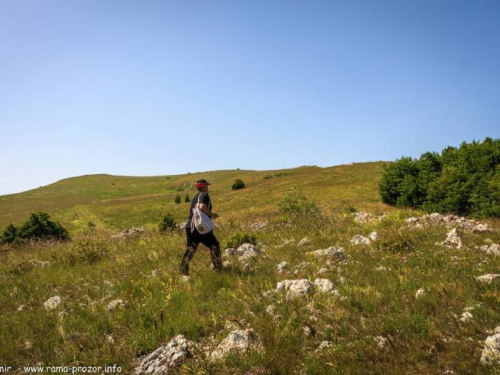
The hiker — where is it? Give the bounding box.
[180,179,222,275]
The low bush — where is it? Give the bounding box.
[232,179,246,190]
[224,232,257,249]
[159,213,176,233]
[1,212,70,245]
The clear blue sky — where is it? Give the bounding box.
[1,0,499,195]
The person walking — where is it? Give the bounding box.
[180,179,222,275]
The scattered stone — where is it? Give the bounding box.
[276,279,314,299]
[481,327,500,365]
[415,288,426,299]
[294,261,311,275]
[368,232,379,242]
[352,212,379,224]
[133,334,194,374]
[478,243,500,256]
[249,221,268,231]
[222,261,231,268]
[276,261,289,274]
[25,340,33,350]
[107,299,128,311]
[374,266,388,272]
[298,237,310,246]
[407,213,493,233]
[43,296,61,310]
[441,228,463,249]
[475,274,500,284]
[302,324,314,337]
[177,222,187,231]
[266,305,276,316]
[210,329,263,361]
[29,260,50,267]
[316,341,333,351]
[181,276,190,283]
[350,235,371,245]
[262,289,277,299]
[374,335,388,350]
[234,243,263,260]
[277,239,295,248]
[316,267,329,276]
[460,312,473,323]
[17,304,25,311]
[307,247,345,261]
[111,227,147,239]
[313,278,336,293]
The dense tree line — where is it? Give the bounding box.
[379,138,500,217]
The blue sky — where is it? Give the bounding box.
[1,0,499,195]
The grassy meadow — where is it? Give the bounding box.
[1,162,500,374]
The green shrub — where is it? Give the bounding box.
[1,223,18,244]
[174,195,181,204]
[232,179,246,190]
[277,185,320,218]
[379,138,500,217]
[341,200,358,214]
[263,175,273,180]
[184,194,190,203]
[16,212,70,242]
[159,213,176,233]
[224,232,257,249]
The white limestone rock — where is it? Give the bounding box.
[481,327,500,365]
[276,279,314,299]
[43,296,61,311]
[134,334,194,374]
[210,329,263,361]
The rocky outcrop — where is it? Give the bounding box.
[276,279,314,299]
[475,274,500,284]
[481,327,500,365]
[440,228,463,249]
[350,233,378,245]
[111,227,147,239]
[134,335,194,374]
[307,247,345,261]
[407,213,493,233]
[210,329,263,361]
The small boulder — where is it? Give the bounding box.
[481,327,500,365]
[210,329,263,361]
[476,274,500,284]
[276,261,289,274]
[307,247,345,261]
[235,243,262,260]
[294,261,311,275]
[415,288,426,299]
[313,278,336,293]
[276,279,314,299]
[368,232,379,242]
[316,341,333,351]
[134,334,194,374]
[460,312,473,323]
[350,235,371,245]
[298,237,310,246]
[107,299,128,311]
[442,228,463,249]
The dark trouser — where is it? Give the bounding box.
[180,227,222,275]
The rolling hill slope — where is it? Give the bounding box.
[0,162,389,233]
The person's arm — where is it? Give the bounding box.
[198,203,218,218]
[197,193,219,218]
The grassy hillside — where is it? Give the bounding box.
[0,162,389,233]
[2,162,500,373]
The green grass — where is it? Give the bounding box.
[1,162,500,373]
[0,162,388,233]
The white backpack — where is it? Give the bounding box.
[191,193,214,234]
